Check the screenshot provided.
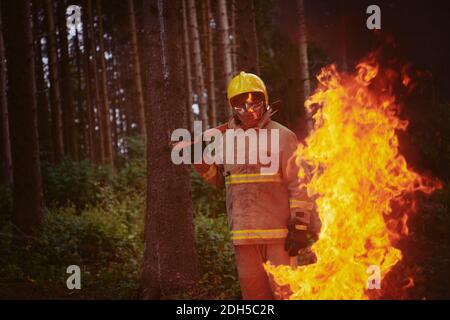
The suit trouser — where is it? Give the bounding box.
[234,243,291,300]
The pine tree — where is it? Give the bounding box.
[140,0,199,299]
[298,0,312,132]
[3,0,44,238]
[181,0,193,131]
[58,0,78,160]
[33,0,54,164]
[217,0,233,120]
[86,0,105,164]
[45,0,65,162]
[95,0,114,165]
[187,0,208,129]
[235,0,260,74]
[127,0,146,137]
[0,5,13,186]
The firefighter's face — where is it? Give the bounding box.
[230,92,266,128]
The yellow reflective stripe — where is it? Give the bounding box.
[295,225,308,231]
[227,173,278,178]
[226,179,281,185]
[231,229,288,240]
[289,199,314,211]
[233,236,284,240]
[202,165,217,181]
[225,173,281,185]
[232,228,287,234]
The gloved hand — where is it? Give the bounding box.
[284,212,310,257]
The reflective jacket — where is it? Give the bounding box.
[194,112,315,245]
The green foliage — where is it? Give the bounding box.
[191,170,226,218]
[115,135,146,169]
[0,142,148,299]
[0,135,242,299]
[193,213,241,299]
[41,158,114,209]
[41,137,147,210]
[184,170,240,299]
[0,190,144,299]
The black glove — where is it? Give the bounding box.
[284,213,310,257]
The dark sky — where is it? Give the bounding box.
[305,0,450,102]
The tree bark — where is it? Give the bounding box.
[58,0,78,160]
[95,0,114,165]
[0,6,13,186]
[217,0,233,120]
[187,0,208,129]
[45,0,65,162]
[297,0,312,132]
[3,0,44,237]
[140,0,199,299]
[181,0,193,131]
[127,0,147,138]
[235,0,260,74]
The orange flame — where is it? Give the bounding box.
[264,56,440,300]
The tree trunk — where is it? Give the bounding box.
[110,54,121,160]
[58,0,78,160]
[0,6,13,186]
[204,0,217,127]
[104,32,119,161]
[3,0,44,237]
[181,0,193,131]
[217,0,233,120]
[74,27,88,159]
[127,0,147,138]
[86,0,105,164]
[235,0,260,74]
[113,41,127,140]
[119,41,134,137]
[32,0,54,164]
[187,0,208,129]
[297,0,312,132]
[140,0,199,299]
[45,0,65,162]
[114,41,131,138]
[82,0,97,163]
[95,0,114,165]
[230,0,237,74]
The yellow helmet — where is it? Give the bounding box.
[227,71,268,106]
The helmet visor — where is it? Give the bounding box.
[230,92,265,114]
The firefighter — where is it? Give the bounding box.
[193,72,317,300]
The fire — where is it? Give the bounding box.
[264,55,440,300]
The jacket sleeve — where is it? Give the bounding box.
[192,163,225,189]
[281,132,315,226]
